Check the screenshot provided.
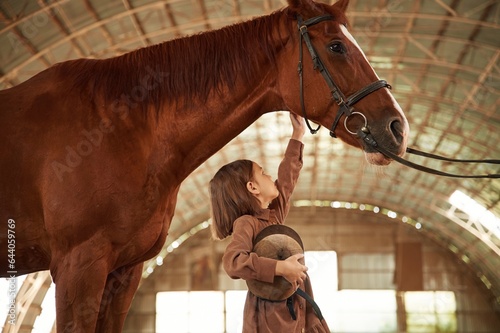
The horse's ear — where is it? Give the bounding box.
[332,0,350,13]
[287,0,349,17]
[287,0,321,18]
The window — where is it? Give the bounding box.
[156,291,224,333]
[225,290,246,333]
[305,251,338,328]
[333,290,398,333]
[405,291,457,333]
[340,253,395,290]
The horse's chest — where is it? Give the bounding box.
[119,182,180,262]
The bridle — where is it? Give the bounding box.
[297,15,390,137]
[296,15,500,179]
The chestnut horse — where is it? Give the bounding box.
[0,0,408,331]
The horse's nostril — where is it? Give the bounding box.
[390,120,404,143]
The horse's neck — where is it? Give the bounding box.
[154,20,290,182]
[158,79,277,183]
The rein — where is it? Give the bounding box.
[358,128,500,179]
[296,15,500,179]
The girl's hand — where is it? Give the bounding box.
[290,113,306,142]
[275,253,308,289]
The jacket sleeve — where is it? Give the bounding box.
[222,217,277,283]
[271,139,304,222]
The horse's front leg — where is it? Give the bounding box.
[51,245,110,333]
[95,263,143,333]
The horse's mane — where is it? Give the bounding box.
[61,9,293,114]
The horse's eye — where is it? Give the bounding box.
[328,42,345,54]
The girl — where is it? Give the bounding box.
[210,113,330,333]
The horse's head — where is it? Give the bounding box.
[280,0,409,166]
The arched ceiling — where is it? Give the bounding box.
[1,0,499,321]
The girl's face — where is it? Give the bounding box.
[249,162,279,208]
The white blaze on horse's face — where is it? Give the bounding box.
[339,24,406,122]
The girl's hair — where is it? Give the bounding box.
[209,159,262,240]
